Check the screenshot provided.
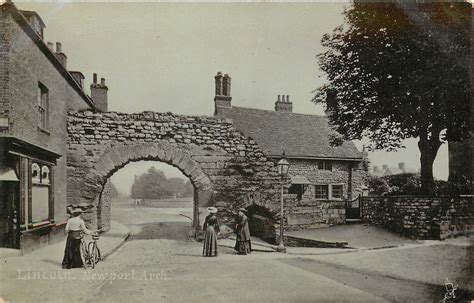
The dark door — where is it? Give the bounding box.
[0,182,20,248]
[346,196,361,220]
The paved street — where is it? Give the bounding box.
[1,204,471,303]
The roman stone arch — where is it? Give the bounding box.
[84,142,213,229]
[67,110,286,239]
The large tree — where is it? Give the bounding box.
[314,2,470,193]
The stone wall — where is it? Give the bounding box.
[285,194,346,231]
[97,179,112,231]
[361,195,474,239]
[67,111,285,239]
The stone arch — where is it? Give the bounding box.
[67,110,285,239]
[78,142,213,229]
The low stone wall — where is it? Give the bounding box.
[361,195,474,240]
[285,194,346,231]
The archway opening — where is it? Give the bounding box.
[97,160,200,241]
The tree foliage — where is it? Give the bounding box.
[314,2,470,193]
[368,173,470,196]
[130,167,194,199]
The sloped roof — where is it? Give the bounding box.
[217,106,362,160]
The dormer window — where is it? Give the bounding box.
[318,161,332,171]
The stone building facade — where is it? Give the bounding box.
[0,2,105,252]
[213,72,368,230]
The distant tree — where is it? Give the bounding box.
[183,180,194,198]
[130,167,194,199]
[313,3,470,194]
[164,178,186,197]
[110,182,120,199]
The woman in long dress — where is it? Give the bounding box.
[202,207,220,257]
[234,208,252,255]
[62,209,92,269]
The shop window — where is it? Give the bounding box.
[318,161,332,171]
[31,163,41,184]
[331,184,344,200]
[315,185,328,199]
[31,162,52,223]
[38,82,49,130]
[41,166,50,184]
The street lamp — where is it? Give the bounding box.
[276,152,290,253]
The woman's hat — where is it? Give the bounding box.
[237,208,247,212]
[72,208,84,214]
[207,207,218,214]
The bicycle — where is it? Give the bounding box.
[80,232,101,269]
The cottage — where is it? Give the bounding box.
[212,72,368,230]
[0,2,106,252]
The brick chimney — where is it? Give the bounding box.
[90,73,108,112]
[275,95,293,113]
[54,42,67,68]
[214,72,232,115]
[70,71,85,90]
[398,162,406,172]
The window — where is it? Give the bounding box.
[38,82,49,130]
[315,185,328,199]
[331,184,344,199]
[318,161,332,171]
[289,184,306,201]
[31,162,52,223]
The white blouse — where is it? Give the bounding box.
[65,216,92,234]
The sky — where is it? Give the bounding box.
[16,1,449,195]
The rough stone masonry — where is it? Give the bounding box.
[67,110,288,239]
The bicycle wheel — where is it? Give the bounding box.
[88,242,100,268]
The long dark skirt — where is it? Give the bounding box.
[203,226,218,257]
[62,233,83,269]
[234,240,252,255]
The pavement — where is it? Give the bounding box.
[0,221,131,303]
[287,223,422,249]
[1,206,472,302]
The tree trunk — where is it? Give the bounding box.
[418,136,442,194]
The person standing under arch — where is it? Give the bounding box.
[202,207,220,257]
[234,208,251,255]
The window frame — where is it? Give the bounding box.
[330,184,344,200]
[37,82,49,131]
[318,160,332,171]
[314,184,329,200]
[28,160,54,224]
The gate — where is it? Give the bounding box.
[345,195,361,220]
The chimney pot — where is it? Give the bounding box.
[101,78,105,86]
[382,164,388,170]
[373,166,379,172]
[214,71,231,114]
[286,95,290,103]
[56,42,62,53]
[398,162,405,171]
[277,95,281,102]
[47,42,54,50]
[93,73,97,84]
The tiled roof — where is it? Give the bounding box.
[217,106,362,160]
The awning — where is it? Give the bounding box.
[0,167,19,181]
[290,175,311,185]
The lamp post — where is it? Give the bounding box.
[276,152,290,253]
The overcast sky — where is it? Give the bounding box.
[16,1,449,195]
